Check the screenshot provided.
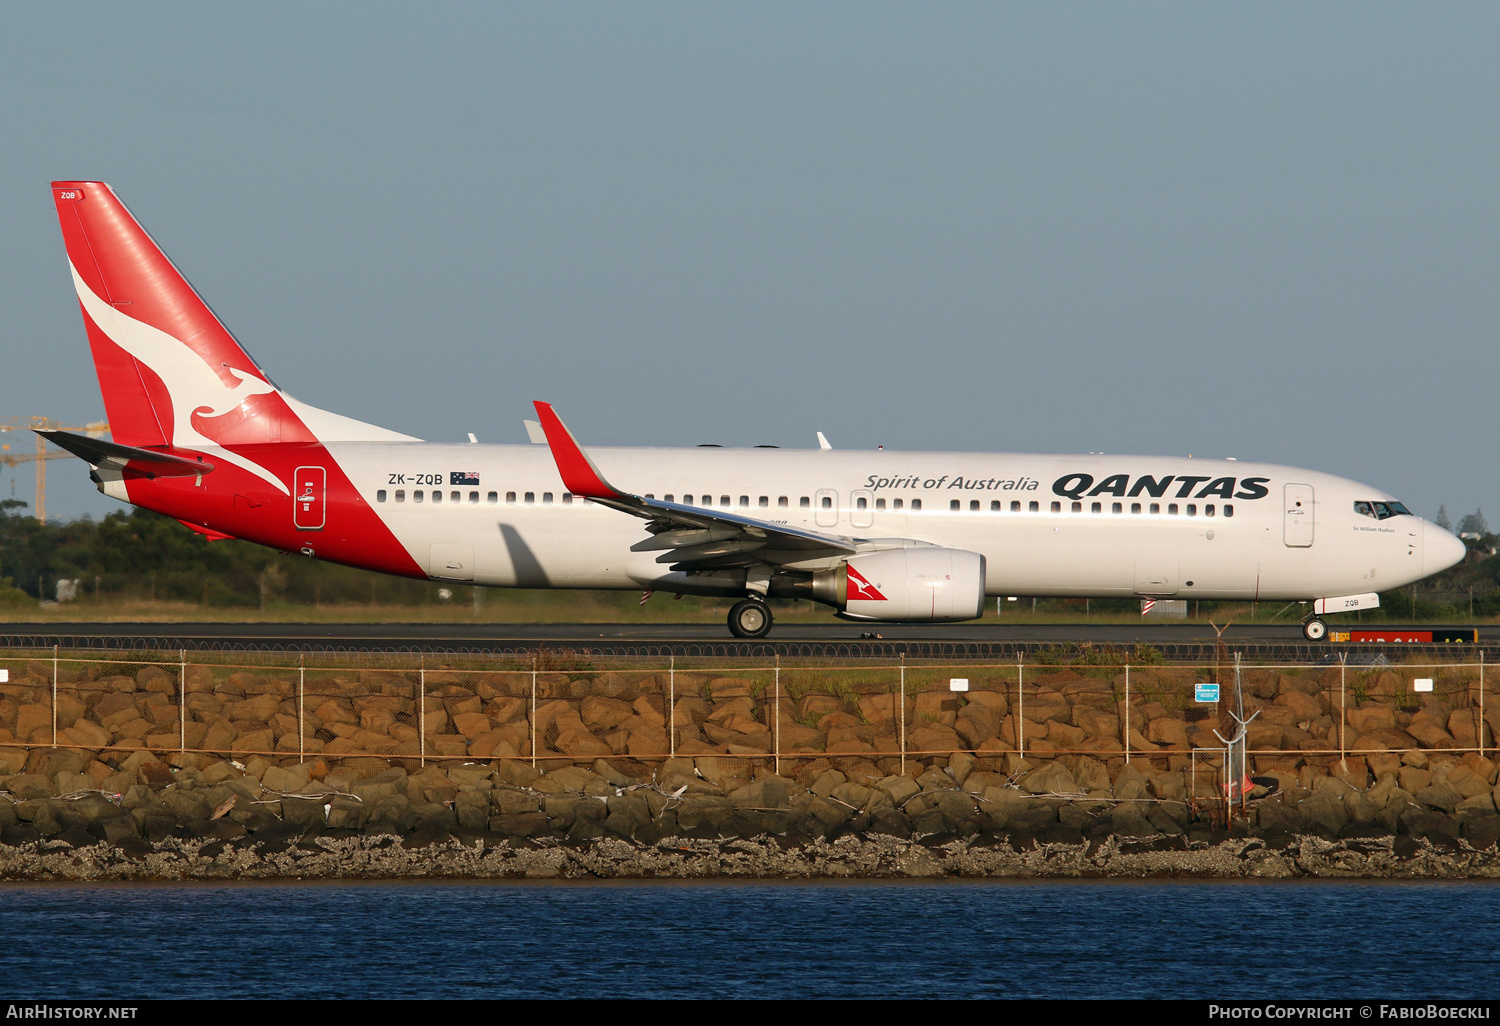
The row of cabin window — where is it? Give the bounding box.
[948,499,1234,517]
[372,488,1232,518]
[376,489,583,505]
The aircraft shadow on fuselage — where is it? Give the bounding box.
[499,523,550,588]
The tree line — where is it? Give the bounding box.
[0,499,444,609]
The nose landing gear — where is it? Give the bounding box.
[728,599,773,639]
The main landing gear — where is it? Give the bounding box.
[728,599,774,639]
[1302,617,1328,642]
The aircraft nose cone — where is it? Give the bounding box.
[1424,520,1467,577]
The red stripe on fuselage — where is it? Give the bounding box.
[122,444,426,580]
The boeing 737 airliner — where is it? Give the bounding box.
[41,181,1466,638]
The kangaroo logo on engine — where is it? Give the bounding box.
[846,565,888,602]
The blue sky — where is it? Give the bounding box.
[2,3,1496,524]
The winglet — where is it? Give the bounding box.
[531,402,628,500]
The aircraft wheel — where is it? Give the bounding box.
[728,600,773,639]
[1302,617,1327,642]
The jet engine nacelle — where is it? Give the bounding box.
[811,547,986,622]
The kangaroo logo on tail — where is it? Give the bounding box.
[69,263,291,493]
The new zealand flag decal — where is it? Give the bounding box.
[450,472,480,485]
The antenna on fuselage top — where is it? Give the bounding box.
[817,431,832,451]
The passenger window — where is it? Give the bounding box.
[893,499,904,510]
[664,494,674,503]
[645,494,654,500]
[1049,501,1060,513]
[800,497,810,508]
[857,497,868,510]
[562,493,572,505]
[1224,504,1234,517]
[683,495,693,505]
[377,489,387,502]
[1149,503,1159,514]
[1111,502,1122,514]
[1014,501,1023,512]
[1131,502,1141,514]
[1205,504,1215,517]
[739,496,749,507]
[1091,502,1101,513]
[876,498,887,510]
[506,491,516,504]
[778,497,788,508]
[414,491,424,503]
[469,491,479,504]
[970,500,980,512]
[912,500,923,511]
[395,490,405,503]
[1187,504,1197,516]
[990,501,1000,512]
[543,492,554,505]
[950,500,961,511]
[434,491,444,504]
[1072,501,1082,513]
[487,492,498,504]
[450,491,459,503]
[721,495,731,507]
[524,492,535,505]
[759,496,769,507]
[1028,501,1038,512]
[1168,503,1179,515]
[820,496,832,509]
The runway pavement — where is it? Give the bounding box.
[0,620,1493,661]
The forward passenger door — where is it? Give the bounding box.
[1284,483,1314,548]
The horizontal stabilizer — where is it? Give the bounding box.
[36,429,214,478]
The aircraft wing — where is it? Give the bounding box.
[532,402,856,571]
[36,429,215,479]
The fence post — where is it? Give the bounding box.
[529,652,537,769]
[773,654,780,776]
[419,654,426,768]
[669,654,676,759]
[298,653,306,763]
[51,644,58,747]
[1017,657,1024,759]
[1481,651,1486,759]
[899,654,906,777]
[1123,662,1131,765]
[1338,654,1347,766]
[178,648,186,754]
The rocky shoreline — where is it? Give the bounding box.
[5,827,1500,882]
[4,743,1500,881]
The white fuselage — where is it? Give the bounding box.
[325,442,1457,602]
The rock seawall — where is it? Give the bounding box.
[3,743,1500,880]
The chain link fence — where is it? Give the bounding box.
[0,650,1491,791]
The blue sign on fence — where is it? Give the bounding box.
[1194,683,1220,703]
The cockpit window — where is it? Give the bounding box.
[1355,500,1412,521]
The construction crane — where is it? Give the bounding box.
[0,417,109,525]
